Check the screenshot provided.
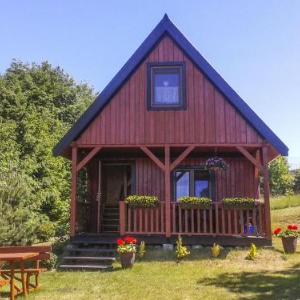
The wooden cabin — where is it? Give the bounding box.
[54,15,288,246]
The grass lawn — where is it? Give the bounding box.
[11,195,300,299]
[270,194,300,210]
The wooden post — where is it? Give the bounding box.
[262,145,272,240]
[70,145,78,237]
[254,149,260,199]
[164,146,171,237]
[119,201,126,236]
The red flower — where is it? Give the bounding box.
[124,236,137,244]
[288,224,298,231]
[273,228,282,235]
[117,239,124,246]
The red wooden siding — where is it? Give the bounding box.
[135,158,165,201]
[77,36,263,145]
[178,157,257,201]
[89,156,257,204]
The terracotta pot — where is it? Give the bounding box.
[120,252,135,268]
[281,237,298,254]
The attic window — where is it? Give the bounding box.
[147,63,186,110]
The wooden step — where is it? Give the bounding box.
[62,256,115,261]
[102,219,119,225]
[59,264,113,271]
[71,239,117,245]
[103,213,119,217]
[102,228,119,233]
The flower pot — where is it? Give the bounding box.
[281,237,298,254]
[120,252,135,268]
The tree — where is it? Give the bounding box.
[0,60,94,238]
[294,169,300,194]
[0,166,55,246]
[269,157,294,195]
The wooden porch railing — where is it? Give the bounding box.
[120,201,165,235]
[120,201,266,237]
[170,201,265,237]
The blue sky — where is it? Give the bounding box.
[1,1,299,168]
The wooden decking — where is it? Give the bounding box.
[71,233,271,247]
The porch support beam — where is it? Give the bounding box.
[140,146,165,171]
[76,146,102,172]
[170,145,195,171]
[236,146,262,170]
[164,145,171,238]
[262,144,272,240]
[70,145,78,237]
[254,149,260,199]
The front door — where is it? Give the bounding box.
[101,162,133,232]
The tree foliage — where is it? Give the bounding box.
[269,157,294,196]
[0,60,94,240]
[0,166,55,245]
[294,169,300,194]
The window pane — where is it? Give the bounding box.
[194,170,209,197]
[154,73,179,104]
[175,171,189,200]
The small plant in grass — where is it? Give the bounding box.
[223,197,256,209]
[125,195,159,208]
[138,241,146,259]
[273,224,299,253]
[246,243,257,260]
[211,243,221,258]
[178,197,212,209]
[176,236,190,263]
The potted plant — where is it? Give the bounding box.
[273,224,299,253]
[206,156,228,172]
[178,196,212,209]
[222,197,257,210]
[117,236,137,268]
[125,195,159,208]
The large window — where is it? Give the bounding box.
[147,63,186,110]
[174,169,213,201]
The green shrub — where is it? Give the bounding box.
[222,198,256,210]
[52,235,70,256]
[176,236,190,263]
[178,197,212,209]
[0,167,52,246]
[125,195,159,208]
[138,241,146,259]
[269,157,294,195]
[246,243,257,260]
[36,220,56,242]
[294,170,300,194]
[40,253,58,270]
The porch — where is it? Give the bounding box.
[70,143,272,243]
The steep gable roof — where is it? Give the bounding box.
[53,14,288,156]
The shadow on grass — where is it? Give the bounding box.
[197,263,300,300]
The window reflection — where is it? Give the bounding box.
[175,171,189,200]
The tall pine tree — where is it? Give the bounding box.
[0,60,94,238]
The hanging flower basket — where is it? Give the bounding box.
[206,156,228,171]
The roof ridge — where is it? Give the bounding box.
[53,15,288,156]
